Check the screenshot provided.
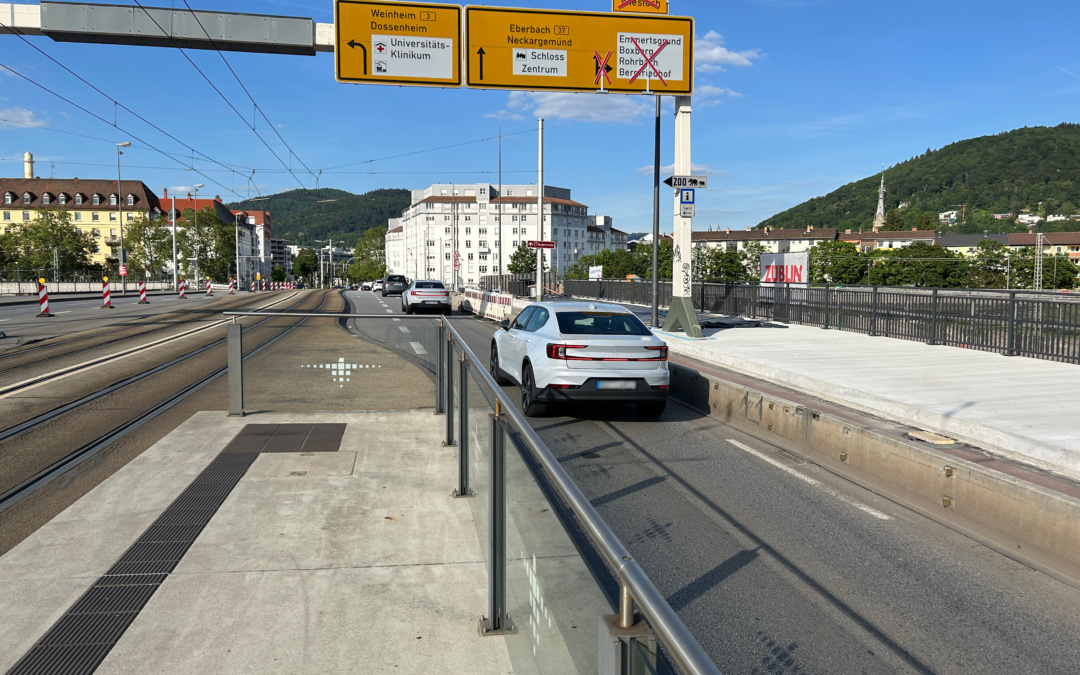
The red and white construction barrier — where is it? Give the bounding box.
[463,288,514,321]
[100,278,113,309]
[250,280,256,292]
[205,279,213,297]
[228,279,235,295]
[137,279,149,304]
[262,279,267,291]
[179,278,187,299]
[36,281,54,317]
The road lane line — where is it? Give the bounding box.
[409,341,428,355]
[399,326,410,334]
[392,318,401,322]
[385,309,393,313]
[726,439,891,520]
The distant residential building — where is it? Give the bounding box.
[1008,232,1080,266]
[898,201,911,209]
[1017,214,1044,226]
[840,228,936,252]
[2,152,163,267]
[383,182,620,288]
[270,237,292,275]
[229,206,273,279]
[1046,214,1069,223]
[938,210,960,225]
[992,213,1013,220]
[936,233,1010,256]
[691,226,838,254]
[160,189,261,281]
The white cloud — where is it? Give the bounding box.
[636,162,726,177]
[0,106,49,129]
[276,123,285,129]
[169,186,193,195]
[695,31,763,73]
[695,85,744,108]
[487,91,652,124]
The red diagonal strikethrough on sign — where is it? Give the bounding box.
[628,37,668,86]
[594,50,613,85]
[618,0,662,8]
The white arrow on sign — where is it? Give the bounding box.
[664,175,708,188]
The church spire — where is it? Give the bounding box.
[872,168,887,232]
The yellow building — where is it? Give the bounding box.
[1,153,163,267]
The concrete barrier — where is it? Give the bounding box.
[669,361,1080,587]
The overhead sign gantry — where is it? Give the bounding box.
[335,0,462,87]
[463,6,692,95]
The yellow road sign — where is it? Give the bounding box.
[335,0,461,87]
[612,0,669,14]
[464,6,692,95]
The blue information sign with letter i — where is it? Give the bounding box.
[680,189,695,205]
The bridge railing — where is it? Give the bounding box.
[222,310,720,675]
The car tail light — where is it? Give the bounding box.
[548,383,572,389]
[547,343,587,359]
[644,345,668,360]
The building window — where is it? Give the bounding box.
[110,229,117,236]
[110,213,117,222]
[109,194,118,206]
[92,228,100,236]
[445,253,451,260]
[1,212,8,221]
[127,213,133,221]
[42,194,51,205]
[126,195,134,206]
[465,227,471,235]
[479,265,488,273]
[23,211,31,221]
[468,253,474,261]
[23,193,31,205]
[3,193,11,205]
[465,240,471,248]
[445,227,451,234]
[93,213,100,222]
[92,195,101,205]
[74,212,82,221]
[427,240,435,247]
[75,194,84,205]
[58,193,67,205]
[479,240,487,248]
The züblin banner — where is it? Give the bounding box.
[760,252,809,287]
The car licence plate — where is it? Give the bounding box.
[424,300,440,304]
[596,380,636,390]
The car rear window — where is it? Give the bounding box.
[386,275,406,283]
[414,281,445,289]
[555,311,651,336]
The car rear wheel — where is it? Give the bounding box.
[635,400,667,419]
[520,364,548,417]
[490,344,511,385]
[404,300,413,314]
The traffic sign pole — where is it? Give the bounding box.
[651,95,660,330]
[661,96,702,338]
[536,118,544,303]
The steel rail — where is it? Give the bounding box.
[222,310,721,675]
[0,293,330,513]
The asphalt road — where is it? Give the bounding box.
[343,289,1080,675]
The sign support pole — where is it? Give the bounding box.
[536,118,544,303]
[662,96,703,338]
[651,95,661,329]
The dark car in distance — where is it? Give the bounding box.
[382,274,409,297]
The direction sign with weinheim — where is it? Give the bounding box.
[464,6,692,95]
[335,0,461,87]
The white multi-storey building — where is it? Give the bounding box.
[384,183,627,288]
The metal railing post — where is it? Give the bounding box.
[435,323,446,414]
[930,288,940,345]
[1006,292,1017,356]
[871,285,879,337]
[227,322,244,417]
[453,351,473,498]
[822,284,831,329]
[480,402,514,635]
[619,578,636,629]
[443,333,456,447]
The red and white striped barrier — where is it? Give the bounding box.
[205,279,213,297]
[101,278,113,309]
[36,280,54,317]
[228,279,235,295]
[463,288,514,321]
[137,279,149,304]
[262,279,267,291]
[179,278,187,299]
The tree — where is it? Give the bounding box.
[122,214,172,278]
[967,239,1009,288]
[739,241,769,280]
[348,226,388,282]
[8,208,96,271]
[177,207,234,282]
[507,243,537,274]
[271,265,287,282]
[913,211,937,230]
[1007,248,1079,290]
[868,242,969,287]
[699,247,744,280]
[565,248,645,279]
[292,248,318,281]
[809,239,867,284]
[880,209,907,231]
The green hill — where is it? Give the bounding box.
[757,123,1080,234]
[228,187,410,247]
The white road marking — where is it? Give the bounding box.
[726,439,891,520]
[410,341,428,355]
[399,326,410,334]
[385,309,393,313]
[392,318,401,322]
[54,311,72,314]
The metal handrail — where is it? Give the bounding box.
[221,310,721,675]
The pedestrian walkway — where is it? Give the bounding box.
[0,411,513,674]
[654,317,1080,481]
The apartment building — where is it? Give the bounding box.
[691,227,838,253]
[384,183,624,288]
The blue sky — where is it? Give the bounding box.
[2,0,1079,236]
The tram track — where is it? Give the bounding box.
[0,290,336,515]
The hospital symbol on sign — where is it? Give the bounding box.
[375,42,386,54]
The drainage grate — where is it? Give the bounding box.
[8,422,346,674]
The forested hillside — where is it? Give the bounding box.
[228,187,410,246]
[757,123,1080,233]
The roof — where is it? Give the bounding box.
[490,196,587,208]
[231,209,270,226]
[164,196,238,225]
[692,228,838,242]
[841,230,937,241]
[936,233,1010,248]
[0,177,160,211]
[1008,232,1080,246]
[419,195,476,204]
[610,228,627,235]
[388,225,403,234]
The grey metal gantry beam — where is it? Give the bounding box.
[1,2,334,54]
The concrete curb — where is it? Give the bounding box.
[659,336,1080,483]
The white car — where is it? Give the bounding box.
[490,301,669,418]
[372,280,384,292]
[402,280,451,315]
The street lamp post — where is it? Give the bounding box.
[193,183,204,282]
[170,195,178,290]
[234,213,241,292]
[116,141,131,294]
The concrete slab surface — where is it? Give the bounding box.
[655,321,1080,480]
